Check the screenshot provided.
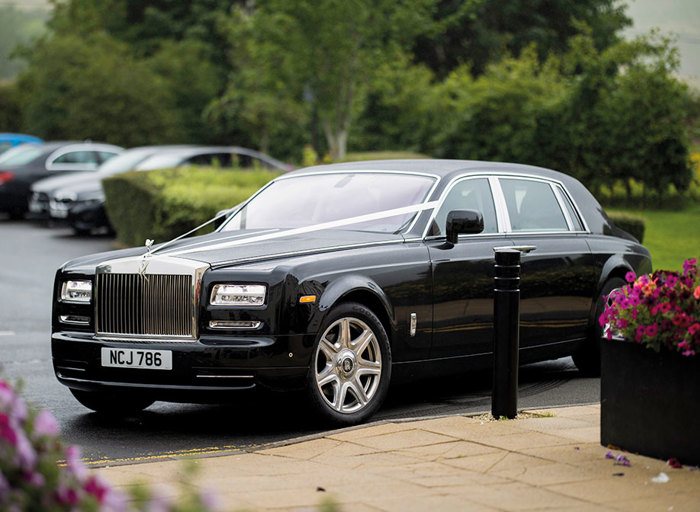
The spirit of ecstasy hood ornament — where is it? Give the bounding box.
[139,239,155,277]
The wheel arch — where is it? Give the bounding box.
[316,276,395,347]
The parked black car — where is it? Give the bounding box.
[51,160,651,424]
[0,141,122,219]
[29,146,194,221]
[40,145,290,234]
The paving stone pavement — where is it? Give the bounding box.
[93,405,700,511]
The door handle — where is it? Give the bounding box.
[493,245,536,253]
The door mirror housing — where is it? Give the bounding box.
[446,210,484,244]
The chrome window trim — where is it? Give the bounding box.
[421,171,591,239]
[551,183,575,231]
[421,175,503,238]
[219,170,441,235]
[489,176,511,232]
[553,183,589,233]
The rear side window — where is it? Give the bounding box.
[500,178,568,232]
[555,184,584,231]
[430,178,498,236]
[52,151,99,165]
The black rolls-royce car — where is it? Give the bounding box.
[52,160,651,424]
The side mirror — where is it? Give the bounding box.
[446,209,484,244]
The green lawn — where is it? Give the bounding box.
[608,203,700,271]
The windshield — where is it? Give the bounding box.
[97,149,155,176]
[0,144,43,165]
[221,172,436,233]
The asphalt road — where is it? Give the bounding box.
[0,216,600,465]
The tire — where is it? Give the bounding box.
[70,388,155,416]
[306,302,391,426]
[572,277,626,376]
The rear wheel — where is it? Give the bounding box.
[572,277,626,376]
[70,389,155,416]
[307,302,391,426]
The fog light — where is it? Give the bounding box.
[209,320,262,329]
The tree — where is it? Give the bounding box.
[216,0,437,160]
[18,33,183,146]
[412,0,631,78]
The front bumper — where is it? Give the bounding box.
[52,331,312,400]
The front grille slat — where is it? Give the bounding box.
[96,273,194,338]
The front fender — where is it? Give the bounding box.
[309,275,394,335]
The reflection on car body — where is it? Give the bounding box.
[51,160,650,424]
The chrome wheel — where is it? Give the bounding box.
[314,316,382,414]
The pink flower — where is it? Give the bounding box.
[645,323,658,337]
[682,350,696,357]
[689,323,700,336]
[15,430,37,470]
[65,445,88,481]
[84,475,110,504]
[626,271,636,283]
[694,286,700,300]
[0,413,17,445]
[33,410,58,437]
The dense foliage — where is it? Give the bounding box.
[103,167,280,247]
[0,0,695,198]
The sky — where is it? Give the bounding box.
[624,0,700,86]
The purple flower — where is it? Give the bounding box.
[615,454,630,466]
[625,271,636,283]
[605,451,614,459]
[33,410,59,437]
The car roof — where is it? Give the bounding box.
[290,159,560,177]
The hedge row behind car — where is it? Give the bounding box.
[103,166,281,247]
[607,212,646,244]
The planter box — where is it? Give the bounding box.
[601,339,700,465]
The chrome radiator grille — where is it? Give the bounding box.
[95,273,194,338]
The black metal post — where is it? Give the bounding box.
[492,248,521,419]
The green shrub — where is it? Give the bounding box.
[103,166,280,247]
[608,212,646,243]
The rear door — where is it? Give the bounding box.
[496,177,597,354]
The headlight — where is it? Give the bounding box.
[61,280,92,303]
[210,284,266,306]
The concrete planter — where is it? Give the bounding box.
[601,339,700,465]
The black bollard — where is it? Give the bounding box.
[492,248,521,419]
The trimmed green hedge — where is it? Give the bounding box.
[608,212,646,243]
[103,166,280,247]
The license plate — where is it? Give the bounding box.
[101,348,172,370]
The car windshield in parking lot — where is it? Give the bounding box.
[0,145,43,165]
[221,172,437,233]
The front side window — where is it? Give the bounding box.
[500,178,568,232]
[221,172,436,234]
[429,178,498,236]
